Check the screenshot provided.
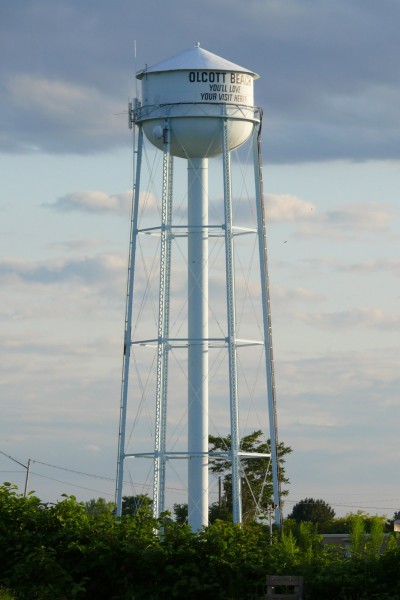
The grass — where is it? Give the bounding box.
[0,589,15,600]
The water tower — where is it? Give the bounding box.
[115,44,281,530]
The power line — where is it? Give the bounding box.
[1,450,204,498]
[29,458,208,495]
[32,460,115,482]
[30,471,115,498]
[0,470,22,474]
[2,449,397,513]
[285,499,399,512]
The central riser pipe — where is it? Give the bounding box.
[187,158,209,531]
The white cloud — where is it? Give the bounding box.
[324,204,392,231]
[47,239,112,253]
[296,307,400,330]
[8,75,95,118]
[3,74,127,153]
[282,409,343,429]
[340,258,400,277]
[85,445,101,453]
[296,203,395,240]
[47,190,160,215]
[271,284,325,304]
[0,254,125,286]
[265,194,316,222]
[2,1,400,162]
[6,75,125,136]
[50,191,131,214]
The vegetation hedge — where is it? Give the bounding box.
[0,484,399,599]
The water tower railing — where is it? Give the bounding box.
[135,102,261,122]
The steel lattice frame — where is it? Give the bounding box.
[115,102,281,528]
[153,122,173,519]
[115,116,144,517]
[222,117,242,524]
[252,119,282,526]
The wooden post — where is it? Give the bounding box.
[266,575,303,600]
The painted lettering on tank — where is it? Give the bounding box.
[188,72,252,86]
[209,84,228,92]
[230,73,252,86]
[219,93,233,101]
[200,92,217,100]
[189,71,227,83]
[187,71,252,103]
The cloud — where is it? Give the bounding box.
[172,192,315,226]
[271,284,324,304]
[47,190,161,215]
[49,191,132,214]
[47,239,112,253]
[9,75,95,117]
[296,307,400,330]
[1,1,400,161]
[340,258,400,277]
[0,255,125,286]
[2,74,127,153]
[295,202,395,240]
[323,204,392,231]
[85,445,101,453]
[266,194,316,222]
[276,347,400,408]
[297,256,400,278]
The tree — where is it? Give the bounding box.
[85,497,115,517]
[288,498,335,530]
[122,494,152,517]
[387,510,400,532]
[208,500,232,524]
[208,430,292,522]
[173,503,188,524]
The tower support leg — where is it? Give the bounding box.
[115,124,144,517]
[222,119,242,525]
[153,124,173,520]
[253,123,281,526]
[187,158,209,531]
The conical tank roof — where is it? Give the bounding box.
[136,43,259,79]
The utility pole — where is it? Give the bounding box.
[0,450,31,496]
[23,459,31,497]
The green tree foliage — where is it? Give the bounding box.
[208,499,232,523]
[288,498,335,531]
[388,509,400,532]
[1,482,400,599]
[325,511,388,534]
[173,502,188,524]
[84,497,115,517]
[121,493,152,516]
[208,430,292,522]
[173,500,232,524]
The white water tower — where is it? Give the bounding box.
[115,44,281,530]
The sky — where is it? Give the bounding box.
[1,0,399,520]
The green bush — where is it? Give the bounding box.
[1,483,400,599]
[0,589,16,600]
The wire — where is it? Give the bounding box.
[29,471,115,498]
[3,450,396,512]
[285,499,400,512]
[31,460,115,481]
[19,456,192,494]
[0,470,23,474]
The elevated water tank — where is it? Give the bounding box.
[136,43,260,158]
